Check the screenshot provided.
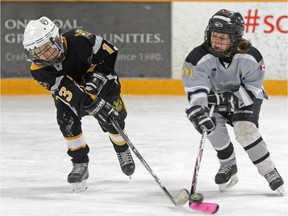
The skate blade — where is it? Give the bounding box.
[219,174,238,192]
[276,185,285,196]
[71,180,88,193]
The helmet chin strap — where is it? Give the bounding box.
[207,32,240,58]
[50,35,63,52]
[207,43,233,58]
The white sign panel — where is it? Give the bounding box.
[172,2,288,80]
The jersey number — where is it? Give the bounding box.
[102,43,114,54]
[59,87,73,102]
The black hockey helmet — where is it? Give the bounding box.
[204,9,245,57]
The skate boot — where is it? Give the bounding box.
[67,162,89,192]
[215,164,238,192]
[264,168,285,195]
[116,148,135,177]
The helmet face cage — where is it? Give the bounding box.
[204,9,245,57]
[23,17,65,67]
[25,35,65,67]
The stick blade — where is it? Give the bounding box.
[189,202,219,214]
[173,189,190,206]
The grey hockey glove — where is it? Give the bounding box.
[85,97,119,125]
[186,105,216,135]
[85,72,108,96]
[208,92,239,112]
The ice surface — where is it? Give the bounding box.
[1,95,287,216]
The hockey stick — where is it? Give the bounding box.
[189,105,219,214]
[110,118,189,206]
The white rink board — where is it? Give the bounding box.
[172,2,288,80]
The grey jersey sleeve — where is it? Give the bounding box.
[233,50,267,107]
[182,56,212,107]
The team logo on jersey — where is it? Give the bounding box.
[74,29,93,39]
[181,67,192,78]
[113,99,124,112]
[38,81,50,90]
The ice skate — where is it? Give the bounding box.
[215,164,238,192]
[264,168,285,196]
[68,162,89,193]
[116,148,135,177]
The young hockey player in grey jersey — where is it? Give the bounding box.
[182,9,284,195]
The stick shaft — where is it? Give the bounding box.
[110,118,183,205]
[189,105,215,200]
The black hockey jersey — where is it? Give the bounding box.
[30,29,121,116]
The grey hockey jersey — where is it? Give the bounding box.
[182,43,267,108]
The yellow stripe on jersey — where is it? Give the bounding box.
[64,133,83,140]
[86,64,96,73]
[120,95,127,111]
[62,37,68,54]
[69,144,87,152]
[30,63,43,71]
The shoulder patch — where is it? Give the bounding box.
[74,29,93,39]
[38,81,50,90]
[113,98,124,112]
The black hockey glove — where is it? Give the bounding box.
[186,105,216,135]
[84,97,119,125]
[84,72,108,96]
[208,92,239,112]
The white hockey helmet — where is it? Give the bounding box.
[23,16,65,66]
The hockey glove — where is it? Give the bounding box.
[186,105,216,135]
[208,92,239,112]
[85,97,119,125]
[84,72,108,96]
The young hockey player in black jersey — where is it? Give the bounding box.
[22,17,135,192]
[182,9,284,195]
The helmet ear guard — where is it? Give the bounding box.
[204,9,245,58]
